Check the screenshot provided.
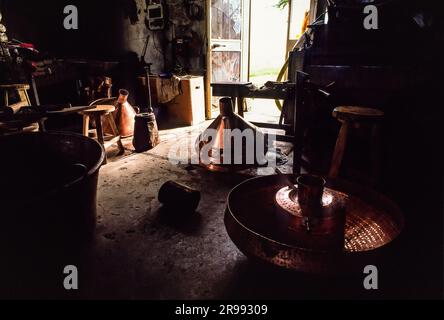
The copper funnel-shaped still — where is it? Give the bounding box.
[196,97,268,172]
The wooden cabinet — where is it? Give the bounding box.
[166,76,206,126]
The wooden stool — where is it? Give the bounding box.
[0,84,32,107]
[0,83,46,132]
[79,105,124,164]
[329,106,384,184]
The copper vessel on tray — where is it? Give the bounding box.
[274,174,347,252]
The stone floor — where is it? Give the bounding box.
[5,117,437,300]
[80,124,296,299]
[51,121,440,300]
[60,124,378,300]
[1,106,441,299]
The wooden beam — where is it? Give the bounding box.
[204,0,212,120]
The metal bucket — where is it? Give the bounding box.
[0,132,105,248]
[133,112,160,153]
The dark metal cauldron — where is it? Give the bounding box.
[0,132,105,248]
[133,112,160,153]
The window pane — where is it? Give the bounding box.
[211,0,242,40]
[212,51,241,82]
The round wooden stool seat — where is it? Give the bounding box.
[79,105,115,115]
[333,106,384,123]
[78,104,123,164]
[0,84,31,90]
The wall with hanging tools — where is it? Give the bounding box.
[0,0,207,74]
[122,0,206,74]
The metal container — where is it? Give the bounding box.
[158,181,201,213]
[225,174,405,274]
[0,132,105,248]
[196,97,268,172]
[297,174,326,222]
[275,183,347,251]
[114,89,137,138]
[132,111,160,153]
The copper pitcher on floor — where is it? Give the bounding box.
[113,89,138,138]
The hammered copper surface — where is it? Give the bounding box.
[275,187,336,218]
[225,175,404,274]
[196,98,267,172]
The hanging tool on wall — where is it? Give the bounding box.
[172,25,202,74]
[141,34,151,65]
[145,0,167,31]
[184,0,204,21]
[139,34,154,112]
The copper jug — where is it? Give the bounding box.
[114,89,137,138]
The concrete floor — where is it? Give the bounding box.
[68,124,394,300]
[8,116,437,300]
[50,121,438,300]
[79,124,298,299]
[89,157,246,299]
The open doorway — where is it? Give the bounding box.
[208,0,312,120]
[245,0,311,124]
[249,1,288,86]
[245,0,289,123]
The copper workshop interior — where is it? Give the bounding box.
[0,0,442,300]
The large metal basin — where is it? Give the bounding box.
[225,175,405,275]
[0,132,105,248]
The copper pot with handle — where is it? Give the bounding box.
[113,89,138,138]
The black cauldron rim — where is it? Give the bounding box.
[0,131,105,197]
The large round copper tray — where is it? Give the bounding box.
[225,175,404,274]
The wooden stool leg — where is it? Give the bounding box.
[231,97,236,113]
[237,97,244,117]
[107,114,125,155]
[94,114,107,165]
[329,121,350,179]
[38,119,47,132]
[82,115,90,137]
[370,123,382,186]
[3,90,8,107]
[20,89,32,105]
